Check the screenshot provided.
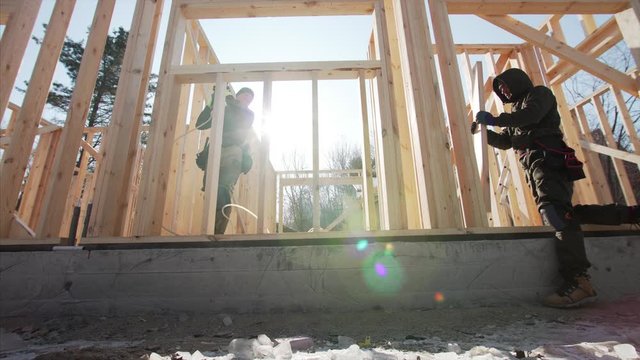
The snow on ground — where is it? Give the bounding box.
[1,296,639,360]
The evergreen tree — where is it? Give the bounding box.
[25,26,156,147]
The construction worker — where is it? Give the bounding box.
[471,68,639,308]
[196,87,255,234]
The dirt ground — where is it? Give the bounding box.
[1,296,639,359]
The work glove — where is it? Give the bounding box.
[475,111,496,126]
[470,121,480,135]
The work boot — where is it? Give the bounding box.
[543,275,597,308]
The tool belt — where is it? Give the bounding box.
[510,129,585,181]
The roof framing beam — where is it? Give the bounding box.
[177,0,375,19]
[479,14,639,96]
[446,0,630,14]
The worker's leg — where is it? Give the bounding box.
[214,146,243,234]
[573,204,639,225]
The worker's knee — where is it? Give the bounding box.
[540,204,567,231]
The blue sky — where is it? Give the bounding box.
[2,1,609,170]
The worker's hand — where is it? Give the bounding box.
[470,121,480,135]
[475,111,496,126]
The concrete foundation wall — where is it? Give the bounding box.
[1,235,639,316]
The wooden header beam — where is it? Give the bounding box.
[177,0,375,19]
[172,61,380,83]
[445,0,630,14]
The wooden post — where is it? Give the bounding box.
[88,0,164,237]
[382,0,421,229]
[0,0,42,123]
[132,3,185,236]
[573,106,614,203]
[36,0,116,238]
[257,77,273,234]
[471,62,491,216]
[358,71,379,231]
[611,88,640,154]
[615,8,640,79]
[391,0,463,228]
[373,0,407,230]
[428,0,488,227]
[0,0,75,238]
[591,96,636,205]
[311,73,321,231]
[201,74,226,235]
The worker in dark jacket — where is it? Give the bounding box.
[472,68,639,308]
[196,87,255,234]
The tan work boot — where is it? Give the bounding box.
[543,275,597,308]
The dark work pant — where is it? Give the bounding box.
[573,204,632,225]
[525,156,590,282]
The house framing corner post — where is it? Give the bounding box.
[382,0,421,230]
[35,0,116,239]
[88,0,164,237]
[0,0,75,238]
[391,0,462,228]
[428,0,488,228]
[373,0,408,230]
[132,2,185,236]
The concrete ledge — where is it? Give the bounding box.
[1,235,638,316]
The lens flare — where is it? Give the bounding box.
[434,291,445,303]
[362,249,405,293]
[384,243,394,255]
[356,239,369,251]
[374,262,387,276]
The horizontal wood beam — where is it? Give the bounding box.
[453,44,518,54]
[446,0,629,14]
[171,61,380,83]
[177,0,375,19]
[280,176,363,187]
[546,16,622,85]
[479,14,639,96]
[580,139,640,164]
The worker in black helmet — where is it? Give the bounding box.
[471,67,639,308]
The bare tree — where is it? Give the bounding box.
[563,43,640,203]
[279,142,367,232]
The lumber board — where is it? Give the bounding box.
[611,87,640,154]
[579,140,640,165]
[172,61,380,83]
[574,106,614,203]
[358,71,379,231]
[0,0,75,238]
[201,74,226,235]
[615,7,640,70]
[383,0,422,230]
[36,0,116,238]
[177,0,375,19]
[480,14,639,96]
[445,0,630,14]
[429,0,488,228]
[256,78,273,234]
[392,0,462,229]
[546,17,622,86]
[591,97,636,204]
[0,0,42,123]
[373,0,407,230]
[90,0,165,236]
